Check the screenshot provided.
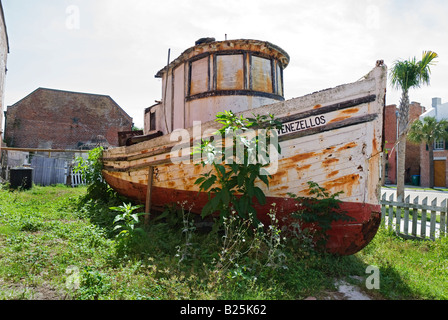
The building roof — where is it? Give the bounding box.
[420,98,448,121]
[8,87,132,122]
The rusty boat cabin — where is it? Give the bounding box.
[104,37,387,255]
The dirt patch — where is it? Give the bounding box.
[306,277,379,300]
[0,279,66,300]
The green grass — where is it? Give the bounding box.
[0,184,447,300]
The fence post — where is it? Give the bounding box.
[388,194,394,229]
[421,197,428,238]
[403,195,410,236]
[411,196,419,237]
[430,198,438,241]
[395,195,402,235]
[441,199,447,236]
[381,193,386,222]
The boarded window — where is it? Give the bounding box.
[216,54,244,90]
[251,56,272,93]
[190,57,209,95]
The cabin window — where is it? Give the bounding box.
[186,52,285,101]
[189,57,209,95]
[251,56,273,93]
[216,54,245,90]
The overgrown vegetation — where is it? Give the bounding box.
[287,182,355,248]
[193,110,282,223]
[0,182,447,300]
[0,111,447,300]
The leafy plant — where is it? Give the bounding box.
[288,181,355,248]
[77,267,112,300]
[74,147,114,200]
[110,203,145,253]
[175,202,197,264]
[193,110,282,223]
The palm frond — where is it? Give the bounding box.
[390,50,438,91]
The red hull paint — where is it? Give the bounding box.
[103,172,381,255]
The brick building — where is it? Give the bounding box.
[419,98,448,187]
[4,88,133,150]
[383,102,425,185]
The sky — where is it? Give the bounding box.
[2,0,448,129]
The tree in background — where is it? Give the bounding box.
[408,116,448,188]
[390,51,438,200]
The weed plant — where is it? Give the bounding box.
[1,144,447,300]
[1,184,448,300]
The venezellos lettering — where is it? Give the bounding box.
[279,115,326,135]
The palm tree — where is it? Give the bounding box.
[408,116,448,188]
[390,51,438,201]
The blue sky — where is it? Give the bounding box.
[2,0,448,128]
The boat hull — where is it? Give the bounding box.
[102,62,387,256]
[103,171,381,255]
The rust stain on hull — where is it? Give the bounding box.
[340,107,359,114]
[322,158,339,166]
[327,170,339,178]
[323,174,360,197]
[337,142,357,151]
[288,152,316,163]
[329,116,351,123]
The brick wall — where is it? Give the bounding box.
[383,102,424,184]
[4,88,133,149]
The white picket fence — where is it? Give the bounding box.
[380,193,447,240]
[70,170,86,187]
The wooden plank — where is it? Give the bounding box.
[388,194,394,229]
[430,198,437,241]
[403,195,410,236]
[412,196,419,237]
[441,199,447,236]
[1,147,89,153]
[396,196,402,235]
[381,193,386,221]
[421,197,428,238]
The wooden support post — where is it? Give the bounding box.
[145,166,154,225]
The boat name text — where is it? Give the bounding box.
[278,115,327,136]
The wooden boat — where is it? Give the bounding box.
[102,40,387,256]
